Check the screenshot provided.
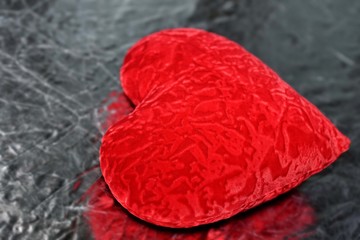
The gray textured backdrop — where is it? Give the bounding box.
[0,0,359,239]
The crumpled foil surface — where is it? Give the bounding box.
[0,0,359,239]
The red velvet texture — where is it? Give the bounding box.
[100,28,350,228]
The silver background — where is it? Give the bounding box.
[1,0,359,239]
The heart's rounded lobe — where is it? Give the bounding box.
[100,28,350,228]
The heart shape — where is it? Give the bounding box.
[100,28,350,228]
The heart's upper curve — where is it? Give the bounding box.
[100,28,350,228]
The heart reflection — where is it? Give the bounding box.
[82,177,314,240]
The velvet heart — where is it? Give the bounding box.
[100,28,350,228]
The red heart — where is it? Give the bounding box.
[100,28,350,228]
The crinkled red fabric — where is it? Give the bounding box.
[100,28,350,228]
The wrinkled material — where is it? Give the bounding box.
[100,28,350,228]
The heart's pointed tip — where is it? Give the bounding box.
[339,134,351,153]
